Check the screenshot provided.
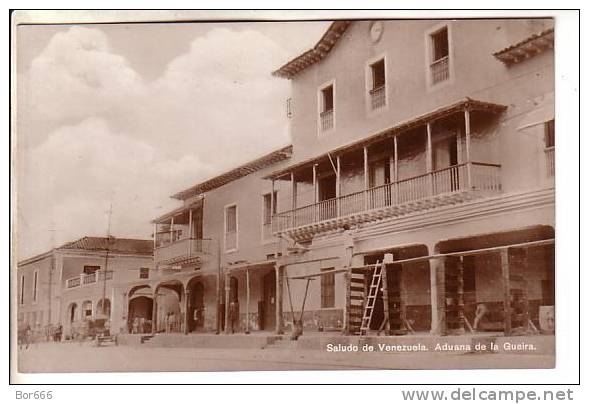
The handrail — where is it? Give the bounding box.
[274,162,502,224]
[154,237,212,250]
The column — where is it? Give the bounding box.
[312,164,318,222]
[224,272,231,334]
[464,109,472,189]
[291,172,297,228]
[426,122,434,195]
[363,146,369,209]
[245,269,250,334]
[393,136,399,203]
[444,256,465,335]
[270,179,275,232]
[170,217,174,242]
[151,290,158,334]
[188,209,193,253]
[500,249,512,336]
[275,265,284,335]
[336,156,341,216]
[183,290,191,335]
[429,256,446,335]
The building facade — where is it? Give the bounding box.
[17,237,153,340]
[267,19,555,336]
[132,18,556,338]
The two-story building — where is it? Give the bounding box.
[147,18,555,339]
[17,236,153,340]
[263,19,555,336]
[149,146,292,335]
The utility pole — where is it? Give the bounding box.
[101,203,113,317]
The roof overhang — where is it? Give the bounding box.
[152,196,204,224]
[171,145,292,200]
[226,259,276,272]
[264,97,507,180]
[272,21,352,79]
[493,28,554,66]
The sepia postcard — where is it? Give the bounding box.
[11,10,566,380]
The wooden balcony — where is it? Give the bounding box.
[272,162,501,239]
[154,238,211,268]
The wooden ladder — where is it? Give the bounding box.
[359,260,384,337]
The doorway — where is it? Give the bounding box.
[262,271,276,330]
[318,175,337,220]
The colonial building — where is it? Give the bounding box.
[266,19,555,336]
[17,236,153,340]
[144,18,555,339]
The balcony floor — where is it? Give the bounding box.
[280,189,499,241]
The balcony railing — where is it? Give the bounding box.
[320,109,334,131]
[272,162,501,233]
[430,56,450,84]
[66,271,113,289]
[370,85,386,110]
[545,147,555,177]
[154,237,210,265]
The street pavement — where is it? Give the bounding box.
[17,341,555,373]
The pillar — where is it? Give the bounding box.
[275,265,284,334]
[151,289,158,334]
[336,156,341,216]
[429,256,446,335]
[464,109,472,188]
[183,290,191,335]
[245,269,250,334]
[224,272,231,334]
[500,249,512,336]
[445,256,465,335]
[363,146,369,209]
[426,122,434,195]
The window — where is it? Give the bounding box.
[286,97,293,119]
[20,275,25,305]
[83,265,100,275]
[82,301,93,319]
[545,119,555,148]
[225,204,238,251]
[33,271,38,302]
[139,267,149,279]
[369,59,386,110]
[429,26,450,85]
[262,191,278,225]
[319,82,335,132]
[544,119,555,177]
[321,268,335,308]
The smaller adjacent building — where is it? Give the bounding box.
[16,236,153,340]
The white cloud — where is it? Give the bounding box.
[17,25,294,259]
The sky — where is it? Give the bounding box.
[16,20,331,259]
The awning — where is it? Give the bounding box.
[151,196,203,224]
[517,92,554,131]
[264,97,507,180]
[226,259,276,272]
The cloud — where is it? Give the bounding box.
[17,25,293,259]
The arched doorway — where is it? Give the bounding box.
[68,302,78,323]
[96,298,111,319]
[155,281,184,333]
[127,285,153,334]
[187,278,205,332]
[128,296,153,333]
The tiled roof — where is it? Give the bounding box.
[493,27,554,66]
[171,145,292,200]
[272,21,352,79]
[58,236,153,255]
